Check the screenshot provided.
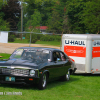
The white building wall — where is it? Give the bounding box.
[0,31,8,43]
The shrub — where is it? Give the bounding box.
[36,34,44,40]
[26,33,61,43]
[40,34,61,41]
[26,33,38,43]
[8,33,15,42]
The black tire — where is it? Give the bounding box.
[38,73,48,90]
[61,70,70,81]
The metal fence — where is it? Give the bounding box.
[0,31,62,54]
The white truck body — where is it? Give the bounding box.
[62,34,100,74]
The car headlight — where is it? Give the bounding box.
[30,70,35,76]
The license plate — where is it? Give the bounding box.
[5,76,15,82]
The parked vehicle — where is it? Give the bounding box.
[62,34,100,74]
[0,47,75,90]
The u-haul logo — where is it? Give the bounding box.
[64,45,86,57]
[93,41,100,46]
[66,49,84,53]
[65,40,85,46]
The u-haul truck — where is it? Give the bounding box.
[62,34,100,74]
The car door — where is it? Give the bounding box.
[47,51,65,79]
[60,52,71,75]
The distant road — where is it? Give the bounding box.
[0,43,60,54]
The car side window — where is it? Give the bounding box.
[53,51,61,62]
[60,52,66,61]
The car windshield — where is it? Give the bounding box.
[10,49,50,62]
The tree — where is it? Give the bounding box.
[0,18,10,31]
[1,0,21,31]
[25,10,42,31]
[0,1,10,31]
[81,0,100,34]
[65,0,88,34]
[47,0,67,34]
[47,9,63,33]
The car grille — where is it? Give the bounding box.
[0,68,29,75]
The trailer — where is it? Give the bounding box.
[62,34,100,74]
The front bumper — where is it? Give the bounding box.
[0,74,40,85]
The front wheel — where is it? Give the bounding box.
[38,73,48,90]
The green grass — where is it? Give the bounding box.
[9,38,29,44]
[0,53,11,59]
[0,75,100,100]
[35,41,61,46]
[0,53,100,100]
[9,38,61,46]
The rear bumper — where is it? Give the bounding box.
[73,68,77,73]
[69,68,77,74]
[0,74,40,85]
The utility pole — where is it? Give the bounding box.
[21,0,23,40]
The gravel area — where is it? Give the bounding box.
[0,43,60,54]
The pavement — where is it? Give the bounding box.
[0,43,60,54]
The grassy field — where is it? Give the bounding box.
[36,41,61,46]
[9,38,61,46]
[0,53,11,59]
[0,54,100,100]
[9,38,29,44]
[0,75,100,100]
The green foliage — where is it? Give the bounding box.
[0,18,10,31]
[8,33,15,42]
[26,33,38,43]
[40,35,61,41]
[47,0,66,33]
[1,0,21,31]
[1,0,99,34]
[81,0,100,34]
[66,0,87,34]
[25,33,61,43]
[0,1,10,31]
[25,10,42,29]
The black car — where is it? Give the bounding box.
[0,47,76,90]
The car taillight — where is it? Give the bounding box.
[69,59,72,64]
[71,58,75,62]
[69,57,75,63]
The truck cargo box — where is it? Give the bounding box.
[62,34,100,74]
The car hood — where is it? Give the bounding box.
[0,59,39,69]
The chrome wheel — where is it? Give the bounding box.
[61,70,70,81]
[66,71,70,81]
[38,73,47,90]
[42,74,46,88]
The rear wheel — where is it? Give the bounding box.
[62,70,70,81]
[66,71,70,81]
[38,73,47,90]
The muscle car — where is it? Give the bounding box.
[0,47,76,90]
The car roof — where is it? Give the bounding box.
[17,47,61,52]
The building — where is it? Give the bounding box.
[0,31,8,43]
[35,26,48,33]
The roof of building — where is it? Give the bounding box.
[35,26,48,30]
